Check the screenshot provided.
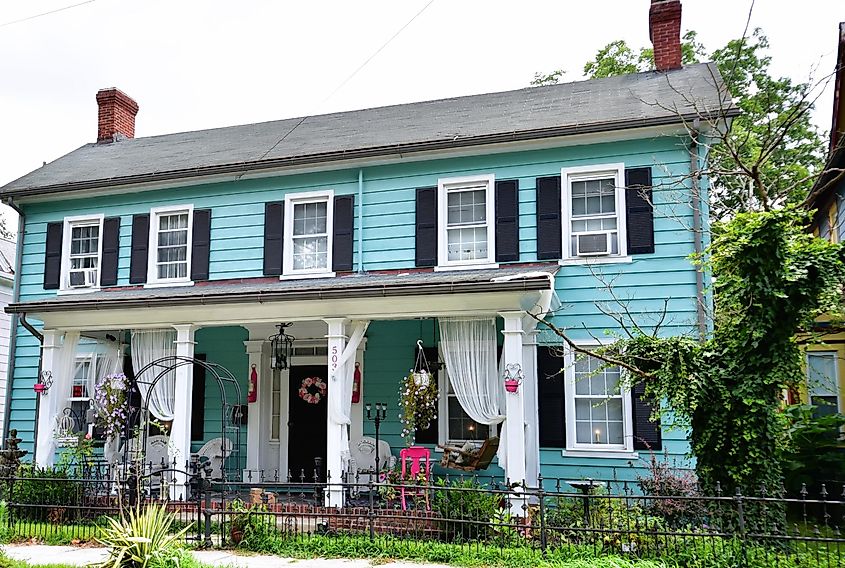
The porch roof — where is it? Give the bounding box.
[6,266,556,322]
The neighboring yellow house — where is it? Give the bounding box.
[804,22,845,418]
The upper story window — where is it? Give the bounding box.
[283,191,334,276]
[61,216,103,291]
[807,351,841,418]
[562,164,627,259]
[148,205,193,284]
[565,349,632,452]
[438,174,496,268]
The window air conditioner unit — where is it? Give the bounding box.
[68,268,98,288]
[575,232,612,256]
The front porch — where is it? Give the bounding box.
[16,267,556,506]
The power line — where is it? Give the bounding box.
[0,0,97,28]
[251,0,436,166]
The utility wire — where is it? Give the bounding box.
[251,0,435,166]
[0,0,97,28]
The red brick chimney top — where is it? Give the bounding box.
[649,0,683,72]
[96,88,139,143]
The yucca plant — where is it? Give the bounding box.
[96,503,191,568]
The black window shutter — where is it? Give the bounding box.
[413,346,440,444]
[332,195,355,272]
[43,222,63,290]
[537,346,566,448]
[631,382,662,451]
[191,354,207,441]
[625,167,655,254]
[263,202,284,276]
[191,209,212,281]
[415,187,438,267]
[100,217,121,287]
[129,214,150,284]
[536,176,562,260]
[495,180,519,262]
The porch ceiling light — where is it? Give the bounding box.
[269,323,295,371]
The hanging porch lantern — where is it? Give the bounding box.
[269,323,295,370]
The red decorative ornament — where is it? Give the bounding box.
[298,376,327,404]
[352,362,361,404]
[248,364,258,404]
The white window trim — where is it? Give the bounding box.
[437,174,496,269]
[806,351,842,413]
[562,341,634,454]
[561,163,627,261]
[59,214,104,295]
[282,190,335,277]
[146,204,194,287]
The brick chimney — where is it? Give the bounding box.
[96,88,139,143]
[649,0,682,71]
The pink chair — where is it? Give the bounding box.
[399,446,431,510]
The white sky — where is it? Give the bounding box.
[0,0,843,233]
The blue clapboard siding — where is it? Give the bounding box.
[10,134,699,478]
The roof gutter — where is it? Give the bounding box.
[6,276,552,315]
[0,109,740,200]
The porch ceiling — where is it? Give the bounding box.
[8,266,557,330]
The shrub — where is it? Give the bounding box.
[636,452,707,527]
[96,503,191,568]
[8,465,81,522]
[432,479,501,542]
[227,499,274,549]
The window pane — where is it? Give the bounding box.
[447,227,488,262]
[447,396,489,441]
[293,202,327,236]
[571,177,616,216]
[572,353,625,446]
[808,353,837,396]
[293,236,328,270]
[447,189,486,226]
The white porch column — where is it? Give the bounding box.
[35,330,63,468]
[170,324,195,498]
[523,329,541,488]
[243,339,266,482]
[324,318,348,508]
[499,312,526,487]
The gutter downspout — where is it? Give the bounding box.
[357,169,364,274]
[690,122,707,340]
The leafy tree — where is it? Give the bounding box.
[534,28,827,220]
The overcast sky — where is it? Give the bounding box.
[0,0,843,233]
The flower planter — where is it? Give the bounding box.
[504,379,520,393]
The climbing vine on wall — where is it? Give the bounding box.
[540,207,845,496]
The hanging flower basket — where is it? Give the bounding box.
[93,373,129,441]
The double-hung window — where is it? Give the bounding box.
[807,352,841,417]
[438,174,496,268]
[61,216,103,290]
[283,191,334,276]
[565,348,632,452]
[59,356,94,439]
[562,164,627,259]
[148,205,193,284]
[441,376,491,443]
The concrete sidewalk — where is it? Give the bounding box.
[2,544,451,568]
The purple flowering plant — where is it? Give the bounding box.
[94,373,129,441]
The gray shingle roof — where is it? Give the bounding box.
[6,265,557,314]
[1,63,734,197]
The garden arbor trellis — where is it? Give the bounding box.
[122,355,245,490]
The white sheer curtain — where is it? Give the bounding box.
[45,331,81,460]
[328,321,370,463]
[131,330,176,421]
[438,317,505,435]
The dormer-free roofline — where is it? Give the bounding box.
[0,63,737,201]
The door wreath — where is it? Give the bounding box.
[298,376,327,404]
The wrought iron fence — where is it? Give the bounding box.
[0,462,843,566]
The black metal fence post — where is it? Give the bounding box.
[735,488,748,565]
[537,474,547,553]
[368,476,375,540]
